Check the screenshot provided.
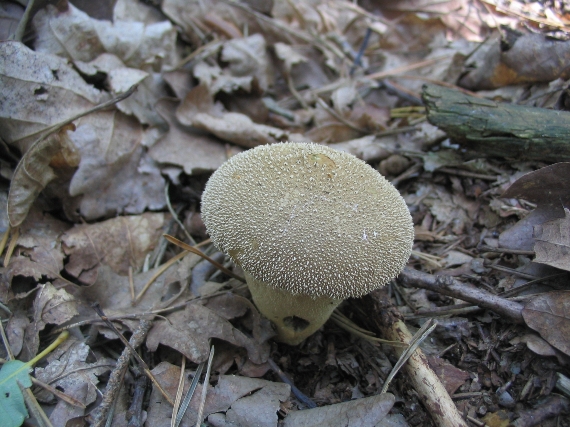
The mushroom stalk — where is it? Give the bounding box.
[245,271,342,344]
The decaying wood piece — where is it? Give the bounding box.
[422,84,570,162]
[364,289,469,427]
[400,267,525,324]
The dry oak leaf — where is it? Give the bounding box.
[6,208,69,283]
[146,362,290,427]
[33,3,178,71]
[146,299,270,364]
[533,208,570,272]
[522,291,570,356]
[283,393,395,427]
[149,98,231,175]
[61,212,168,285]
[0,41,102,153]
[34,338,114,405]
[17,283,79,362]
[67,110,165,220]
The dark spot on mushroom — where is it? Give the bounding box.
[283,315,310,332]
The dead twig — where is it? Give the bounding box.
[90,313,173,427]
[365,289,469,427]
[399,267,525,324]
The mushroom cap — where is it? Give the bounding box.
[201,142,414,299]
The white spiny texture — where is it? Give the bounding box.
[201,142,414,299]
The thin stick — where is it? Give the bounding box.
[31,377,86,408]
[0,225,11,263]
[0,314,14,360]
[164,235,246,283]
[367,291,469,427]
[92,305,174,405]
[366,56,452,80]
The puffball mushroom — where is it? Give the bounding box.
[201,143,414,345]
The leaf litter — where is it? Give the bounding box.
[1,0,570,426]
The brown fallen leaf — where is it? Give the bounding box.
[146,363,290,427]
[500,163,570,251]
[192,111,290,148]
[67,110,166,220]
[146,297,271,364]
[69,256,198,321]
[427,355,470,395]
[18,283,79,362]
[522,291,570,356]
[533,208,570,272]
[149,98,231,176]
[33,3,179,71]
[61,213,168,285]
[283,393,395,427]
[0,41,103,154]
[34,337,115,406]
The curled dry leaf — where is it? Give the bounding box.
[17,283,79,361]
[192,111,290,148]
[221,34,271,92]
[0,41,102,153]
[8,126,77,227]
[147,363,290,427]
[61,212,168,285]
[522,291,570,356]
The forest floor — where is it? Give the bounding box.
[1,0,570,426]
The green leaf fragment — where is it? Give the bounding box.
[0,360,32,427]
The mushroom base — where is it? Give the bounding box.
[245,271,342,345]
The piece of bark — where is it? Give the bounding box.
[422,84,570,162]
[363,289,469,427]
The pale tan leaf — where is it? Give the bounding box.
[61,213,168,283]
[533,208,570,272]
[33,3,178,70]
[283,393,395,427]
[147,365,290,427]
[0,41,102,153]
[522,291,570,356]
[67,110,166,220]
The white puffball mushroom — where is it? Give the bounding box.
[201,142,414,345]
